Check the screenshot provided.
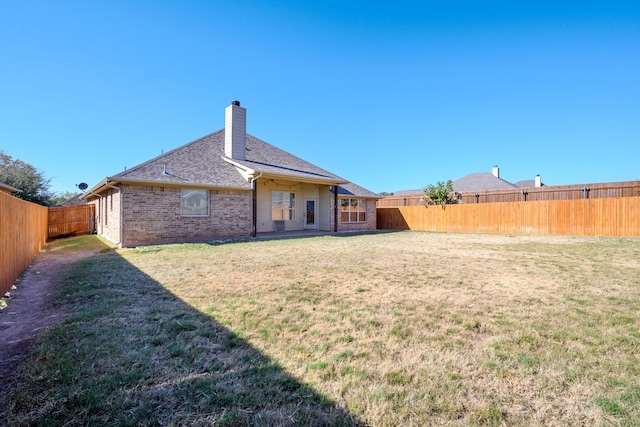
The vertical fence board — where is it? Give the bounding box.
[0,192,48,297]
[377,197,640,237]
[48,205,94,238]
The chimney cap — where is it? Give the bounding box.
[231,100,240,106]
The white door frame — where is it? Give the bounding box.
[304,198,318,229]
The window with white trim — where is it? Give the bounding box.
[272,191,295,220]
[340,198,367,222]
[181,189,209,216]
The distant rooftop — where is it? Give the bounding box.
[393,165,544,195]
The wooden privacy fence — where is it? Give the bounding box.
[0,192,48,297]
[378,180,640,206]
[377,197,640,237]
[48,204,95,239]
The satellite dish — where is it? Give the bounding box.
[78,183,88,191]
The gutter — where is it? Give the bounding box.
[222,155,349,186]
[80,178,109,201]
[81,178,251,200]
[221,156,256,182]
[257,172,348,186]
[334,184,338,233]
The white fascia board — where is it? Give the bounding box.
[221,156,256,181]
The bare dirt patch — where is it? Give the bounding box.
[0,238,100,402]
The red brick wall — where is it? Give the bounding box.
[88,189,121,245]
[120,185,251,247]
[331,198,377,233]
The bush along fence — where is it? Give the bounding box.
[0,191,49,297]
[377,196,640,237]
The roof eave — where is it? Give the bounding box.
[80,177,251,200]
[223,156,348,185]
[259,172,348,186]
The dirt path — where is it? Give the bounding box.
[0,242,96,402]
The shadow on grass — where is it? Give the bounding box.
[4,237,364,426]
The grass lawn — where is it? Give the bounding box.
[4,232,640,426]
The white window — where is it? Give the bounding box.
[272,191,295,220]
[181,189,209,216]
[340,198,367,222]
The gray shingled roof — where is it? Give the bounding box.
[452,173,517,192]
[56,193,86,206]
[86,129,377,198]
[108,130,251,189]
[231,135,348,184]
[394,189,423,196]
[395,171,544,195]
[514,179,544,188]
[337,182,381,198]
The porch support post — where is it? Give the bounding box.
[333,185,338,233]
[252,179,257,237]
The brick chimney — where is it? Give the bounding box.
[225,100,246,160]
[492,165,500,178]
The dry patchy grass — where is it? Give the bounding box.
[129,232,640,425]
[5,232,640,426]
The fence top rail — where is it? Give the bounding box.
[49,204,89,211]
[380,180,640,200]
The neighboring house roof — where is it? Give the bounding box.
[393,173,517,196]
[0,180,21,194]
[514,180,533,188]
[84,129,377,199]
[56,193,85,206]
[394,189,423,196]
[394,167,544,195]
[514,179,544,188]
[452,172,517,192]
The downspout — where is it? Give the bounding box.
[333,185,338,233]
[105,182,122,246]
[249,172,263,237]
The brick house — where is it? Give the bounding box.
[81,101,379,247]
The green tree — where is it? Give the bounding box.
[0,151,55,206]
[422,180,458,206]
[51,191,81,206]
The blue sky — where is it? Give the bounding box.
[2,1,639,195]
